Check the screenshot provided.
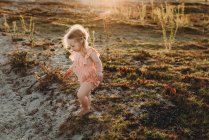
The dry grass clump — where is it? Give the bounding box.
[34,63,65,90]
[9,49,35,69]
[9,50,28,68]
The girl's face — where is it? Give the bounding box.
[67,38,83,52]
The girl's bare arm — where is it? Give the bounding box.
[64,64,74,79]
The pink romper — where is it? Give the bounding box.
[69,46,102,87]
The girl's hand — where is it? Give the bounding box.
[96,72,103,81]
[64,69,72,80]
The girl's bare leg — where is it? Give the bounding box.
[79,91,91,109]
[87,92,92,109]
[77,82,95,116]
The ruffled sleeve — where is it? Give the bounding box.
[85,47,103,75]
[83,47,100,65]
[90,47,100,58]
[86,47,100,59]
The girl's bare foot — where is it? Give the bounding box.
[77,108,92,116]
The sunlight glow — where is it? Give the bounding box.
[79,0,125,7]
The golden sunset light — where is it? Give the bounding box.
[0,0,208,139]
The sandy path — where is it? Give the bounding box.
[0,33,79,140]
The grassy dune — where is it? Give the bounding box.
[0,0,208,139]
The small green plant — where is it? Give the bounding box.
[153,3,179,50]
[11,21,23,42]
[138,2,147,25]
[20,15,27,34]
[89,30,95,48]
[3,14,10,32]
[150,0,154,18]
[29,20,35,47]
[11,21,18,41]
[176,3,190,28]
[19,15,36,46]
[29,16,33,32]
[20,15,35,34]
[153,3,190,50]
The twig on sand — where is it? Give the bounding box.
[26,80,38,94]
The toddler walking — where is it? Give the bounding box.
[63,24,103,116]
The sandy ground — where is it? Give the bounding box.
[0,33,86,139]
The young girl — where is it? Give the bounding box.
[63,24,103,117]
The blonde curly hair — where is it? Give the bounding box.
[62,24,89,51]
